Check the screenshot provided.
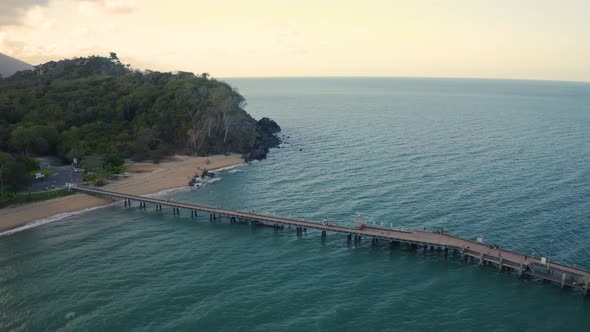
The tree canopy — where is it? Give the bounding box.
[0,54,279,164]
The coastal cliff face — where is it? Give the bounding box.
[244,118,282,161]
[0,54,280,162]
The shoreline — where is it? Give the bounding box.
[0,154,245,236]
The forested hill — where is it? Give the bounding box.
[0,54,280,163]
[0,53,33,77]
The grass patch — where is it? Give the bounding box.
[29,169,57,177]
[0,189,74,209]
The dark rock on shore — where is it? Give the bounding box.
[244,118,282,161]
[258,117,281,134]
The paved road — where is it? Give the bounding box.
[30,162,82,191]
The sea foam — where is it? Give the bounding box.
[0,203,113,238]
[0,163,248,237]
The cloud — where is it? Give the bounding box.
[0,2,108,63]
[102,0,137,14]
[80,0,137,14]
[0,0,137,26]
[0,32,26,53]
[0,0,49,25]
[22,5,56,30]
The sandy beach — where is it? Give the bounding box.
[0,154,244,233]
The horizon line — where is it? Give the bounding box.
[6,52,586,84]
[218,75,590,85]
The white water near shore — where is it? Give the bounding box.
[0,204,112,238]
[0,162,247,237]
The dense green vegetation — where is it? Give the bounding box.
[0,53,280,190]
[80,153,127,186]
[0,189,74,208]
[0,152,39,195]
[0,53,277,160]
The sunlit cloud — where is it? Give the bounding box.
[1,0,589,81]
[22,5,57,30]
[80,0,138,14]
[0,0,50,25]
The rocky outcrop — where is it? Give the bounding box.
[258,117,281,134]
[243,118,282,161]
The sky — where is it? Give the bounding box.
[1,0,590,81]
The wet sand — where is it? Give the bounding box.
[0,154,244,233]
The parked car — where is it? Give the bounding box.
[73,167,86,173]
[34,172,45,180]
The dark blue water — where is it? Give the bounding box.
[1,78,589,331]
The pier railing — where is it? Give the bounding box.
[70,186,590,296]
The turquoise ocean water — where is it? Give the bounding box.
[1,78,589,331]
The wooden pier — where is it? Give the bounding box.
[71,186,590,296]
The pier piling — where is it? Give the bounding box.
[70,186,590,297]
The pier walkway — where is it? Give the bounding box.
[71,186,590,296]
